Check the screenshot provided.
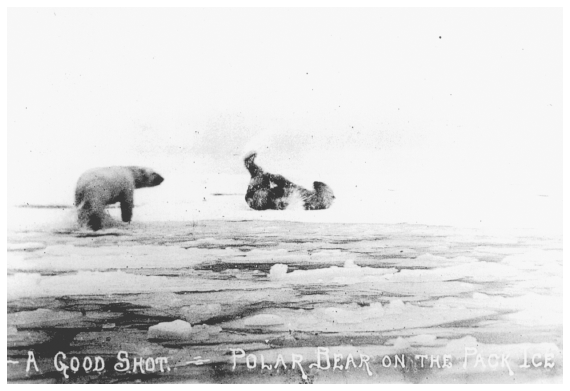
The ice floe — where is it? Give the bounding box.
[244,314,285,327]
[148,320,193,340]
[180,303,223,324]
[8,308,84,327]
[147,320,222,341]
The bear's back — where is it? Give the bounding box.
[77,167,134,186]
[76,167,135,203]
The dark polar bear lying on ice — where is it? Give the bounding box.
[244,152,335,211]
[75,166,164,231]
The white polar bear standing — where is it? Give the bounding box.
[74,166,164,231]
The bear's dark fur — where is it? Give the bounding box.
[244,152,335,211]
[74,166,164,230]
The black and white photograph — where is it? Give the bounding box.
[6,3,564,384]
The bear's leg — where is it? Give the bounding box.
[87,212,103,231]
[86,200,106,231]
[77,202,103,231]
[120,190,134,223]
[77,200,102,230]
[77,202,89,226]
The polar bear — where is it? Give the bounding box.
[244,152,335,211]
[74,166,164,230]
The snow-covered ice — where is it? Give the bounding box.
[6,205,562,383]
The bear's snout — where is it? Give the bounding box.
[153,174,165,186]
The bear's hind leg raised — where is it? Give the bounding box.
[244,152,263,177]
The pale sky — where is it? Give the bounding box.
[7,7,562,225]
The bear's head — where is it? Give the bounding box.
[129,167,165,189]
[312,181,335,209]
